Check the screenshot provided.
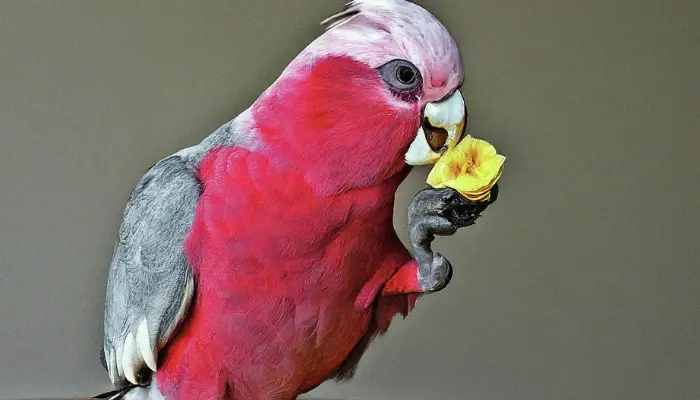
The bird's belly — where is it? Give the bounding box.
[158,234,391,399]
[156,145,408,399]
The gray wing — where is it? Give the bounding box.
[102,154,201,387]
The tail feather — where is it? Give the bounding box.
[92,384,138,400]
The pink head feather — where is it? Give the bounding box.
[258,0,464,106]
[314,0,464,103]
[248,0,465,194]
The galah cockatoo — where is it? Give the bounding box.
[99,1,497,399]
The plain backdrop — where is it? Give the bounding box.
[0,1,698,399]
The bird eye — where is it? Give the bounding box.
[377,59,422,96]
[396,66,416,84]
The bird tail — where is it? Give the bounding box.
[92,384,139,400]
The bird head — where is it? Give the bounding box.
[251,0,466,194]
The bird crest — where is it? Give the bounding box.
[322,0,408,30]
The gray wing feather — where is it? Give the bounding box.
[103,154,201,387]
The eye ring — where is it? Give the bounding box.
[376,59,423,97]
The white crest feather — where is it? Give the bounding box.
[321,0,404,30]
[321,1,362,30]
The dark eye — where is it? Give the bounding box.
[377,59,422,95]
[396,66,416,84]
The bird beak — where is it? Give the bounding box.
[405,90,467,166]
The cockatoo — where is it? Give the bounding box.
[98,1,495,399]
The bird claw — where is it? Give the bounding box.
[418,251,453,293]
[407,184,498,292]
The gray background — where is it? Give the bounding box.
[0,0,698,399]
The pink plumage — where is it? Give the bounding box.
[111,1,466,399]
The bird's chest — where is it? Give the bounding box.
[188,147,404,293]
[189,147,404,321]
[179,151,406,393]
[193,183,400,305]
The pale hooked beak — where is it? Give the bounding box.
[405,90,467,165]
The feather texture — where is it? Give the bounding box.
[103,155,199,387]
[102,0,465,398]
[322,0,407,30]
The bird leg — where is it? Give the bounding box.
[383,184,498,295]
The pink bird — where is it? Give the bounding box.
[98,1,496,399]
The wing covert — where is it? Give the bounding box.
[102,155,200,387]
